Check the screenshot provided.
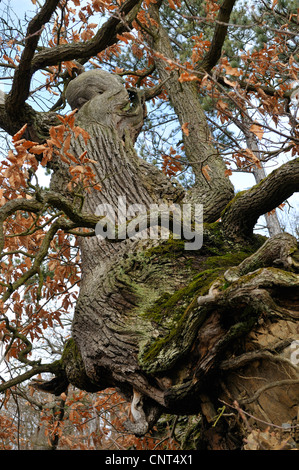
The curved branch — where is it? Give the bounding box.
[221,157,299,240]
[0,361,63,394]
[32,0,142,71]
[0,100,60,142]
[220,349,299,373]
[216,76,294,100]
[5,0,142,117]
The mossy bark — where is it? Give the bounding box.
[37,69,298,449]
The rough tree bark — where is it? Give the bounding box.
[242,115,282,237]
[33,68,299,449]
[0,0,298,449]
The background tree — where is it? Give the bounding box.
[0,0,298,450]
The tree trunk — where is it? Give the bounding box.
[147,3,235,222]
[242,116,282,237]
[37,69,299,449]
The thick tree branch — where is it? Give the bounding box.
[32,0,142,71]
[221,157,299,240]
[148,2,234,221]
[5,0,61,117]
[224,232,299,282]
[216,76,294,100]
[0,99,60,142]
[4,0,142,118]
[198,0,238,74]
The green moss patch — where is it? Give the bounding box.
[137,268,224,374]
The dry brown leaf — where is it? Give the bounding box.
[202,164,211,181]
[250,123,264,141]
[181,122,189,136]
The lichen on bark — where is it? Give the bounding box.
[31,69,298,447]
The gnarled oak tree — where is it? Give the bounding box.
[0,0,298,450]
